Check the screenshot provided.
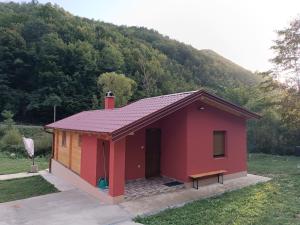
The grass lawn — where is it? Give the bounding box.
[0,175,58,203]
[135,154,300,225]
[0,152,49,175]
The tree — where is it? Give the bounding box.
[97,72,136,107]
[271,17,300,91]
[1,110,15,130]
[133,46,166,97]
[271,17,300,145]
[0,2,261,124]
[99,44,124,72]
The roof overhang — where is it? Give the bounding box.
[111,90,261,141]
[45,127,112,140]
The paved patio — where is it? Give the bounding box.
[125,177,185,200]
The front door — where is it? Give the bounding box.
[145,128,161,178]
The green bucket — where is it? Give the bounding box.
[98,178,108,189]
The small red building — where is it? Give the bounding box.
[45,90,259,203]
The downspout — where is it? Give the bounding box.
[44,128,54,173]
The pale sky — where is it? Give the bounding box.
[7,0,300,72]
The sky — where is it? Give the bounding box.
[8,0,300,72]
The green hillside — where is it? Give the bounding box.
[0,2,259,123]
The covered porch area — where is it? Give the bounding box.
[101,109,188,202]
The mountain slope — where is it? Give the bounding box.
[0,2,259,123]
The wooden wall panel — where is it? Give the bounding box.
[57,130,70,167]
[71,133,81,174]
[54,130,82,175]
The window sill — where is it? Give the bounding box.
[213,155,226,159]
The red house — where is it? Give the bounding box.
[45,90,260,203]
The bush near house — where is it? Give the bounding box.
[0,123,52,157]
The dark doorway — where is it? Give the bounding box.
[145,128,161,178]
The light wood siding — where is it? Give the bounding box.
[54,130,81,174]
[57,130,70,166]
[71,133,81,174]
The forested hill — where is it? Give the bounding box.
[0,2,259,123]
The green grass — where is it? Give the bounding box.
[135,153,300,225]
[0,152,49,175]
[0,175,58,203]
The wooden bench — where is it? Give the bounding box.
[189,170,227,189]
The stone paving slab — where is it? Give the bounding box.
[119,174,271,216]
[125,177,184,200]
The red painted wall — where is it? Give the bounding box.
[186,102,247,179]
[124,111,188,182]
[109,138,126,197]
[80,134,98,186]
[125,129,146,180]
[160,109,187,182]
[124,101,247,183]
[80,100,247,190]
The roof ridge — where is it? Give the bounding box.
[141,90,198,100]
[116,90,198,109]
[121,90,199,107]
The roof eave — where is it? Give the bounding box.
[111,90,261,141]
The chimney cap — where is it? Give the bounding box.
[105,91,114,97]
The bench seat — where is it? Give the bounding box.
[189,170,227,189]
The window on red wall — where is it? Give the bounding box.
[213,131,226,157]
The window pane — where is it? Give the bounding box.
[62,131,66,147]
[213,131,225,157]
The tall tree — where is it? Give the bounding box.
[97,72,136,107]
[271,17,300,141]
[271,17,300,91]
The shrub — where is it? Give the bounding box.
[0,124,52,157]
[34,134,52,156]
[0,128,25,156]
[1,128,22,146]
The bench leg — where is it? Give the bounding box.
[221,174,224,184]
[192,179,199,189]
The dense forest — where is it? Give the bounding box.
[0,1,258,122]
[0,2,299,154]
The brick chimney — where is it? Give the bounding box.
[104,91,115,109]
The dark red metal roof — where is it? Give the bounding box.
[45,90,260,140]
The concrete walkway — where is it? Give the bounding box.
[0,189,137,225]
[0,169,76,192]
[0,171,270,225]
[0,171,41,181]
[120,174,271,216]
[39,170,75,191]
